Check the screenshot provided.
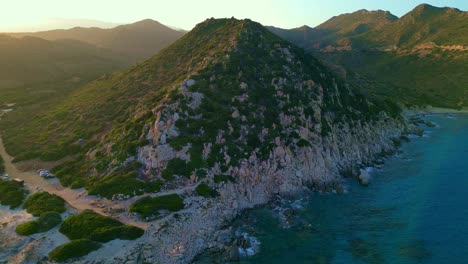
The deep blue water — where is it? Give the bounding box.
[200,114,468,264]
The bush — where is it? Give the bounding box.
[195,183,218,197]
[87,171,161,199]
[129,194,184,218]
[296,139,311,147]
[59,210,143,242]
[48,239,101,262]
[89,225,145,243]
[0,180,29,209]
[23,192,66,216]
[16,212,62,236]
[162,158,191,179]
[213,174,234,184]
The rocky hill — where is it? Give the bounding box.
[7,19,185,63]
[3,18,412,263]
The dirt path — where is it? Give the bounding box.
[0,137,112,213]
[0,136,196,229]
[0,137,156,228]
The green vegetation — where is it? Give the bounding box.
[129,194,184,218]
[195,183,218,197]
[214,174,235,184]
[296,139,312,147]
[59,209,144,242]
[86,162,162,199]
[0,155,4,174]
[48,239,101,262]
[22,192,66,216]
[90,225,144,242]
[16,212,62,236]
[0,180,28,209]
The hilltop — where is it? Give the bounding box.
[269,4,468,108]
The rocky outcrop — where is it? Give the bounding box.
[86,114,406,264]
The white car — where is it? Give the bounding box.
[2,174,10,180]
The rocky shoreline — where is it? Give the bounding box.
[1,112,426,264]
[81,114,413,264]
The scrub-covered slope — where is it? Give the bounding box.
[16,18,401,199]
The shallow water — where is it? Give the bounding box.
[199,114,468,264]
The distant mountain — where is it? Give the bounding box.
[0,35,125,87]
[8,19,185,62]
[0,18,121,33]
[317,9,398,35]
[361,4,468,48]
[269,4,468,108]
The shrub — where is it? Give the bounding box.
[59,210,143,242]
[87,171,161,199]
[129,194,184,218]
[296,139,311,147]
[89,225,144,242]
[0,180,29,209]
[162,158,192,179]
[213,174,234,184]
[16,212,62,236]
[195,183,218,197]
[48,239,101,262]
[23,192,66,216]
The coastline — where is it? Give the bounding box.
[1,108,460,263]
[1,114,410,263]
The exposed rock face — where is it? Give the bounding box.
[86,115,406,264]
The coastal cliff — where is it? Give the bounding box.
[104,115,407,264]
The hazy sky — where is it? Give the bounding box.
[1,0,467,31]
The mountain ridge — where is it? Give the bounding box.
[268,3,468,108]
[6,19,185,62]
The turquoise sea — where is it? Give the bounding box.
[200,114,468,264]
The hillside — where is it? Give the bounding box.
[361,4,468,48]
[7,19,185,62]
[3,18,402,195]
[0,35,130,155]
[269,4,468,108]
[317,9,397,36]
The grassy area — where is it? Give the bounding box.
[22,192,66,216]
[59,209,144,242]
[48,239,101,262]
[15,212,62,236]
[129,194,184,219]
[0,180,29,209]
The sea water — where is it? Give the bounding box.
[199,114,468,264]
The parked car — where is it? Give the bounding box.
[38,169,55,179]
[2,174,9,181]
